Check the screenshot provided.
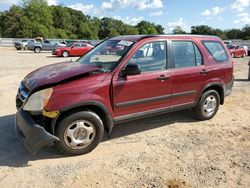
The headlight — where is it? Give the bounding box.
[23,88,53,111]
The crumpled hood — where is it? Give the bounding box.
[23,61,100,91]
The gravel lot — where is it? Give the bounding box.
[0,48,249,188]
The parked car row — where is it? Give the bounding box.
[14,38,95,57]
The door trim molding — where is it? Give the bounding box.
[115,90,196,108]
[114,102,195,123]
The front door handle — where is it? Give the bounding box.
[157,75,169,81]
[200,69,209,75]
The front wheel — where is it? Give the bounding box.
[34,47,41,53]
[195,90,220,120]
[54,111,104,155]
[62,51,69,57]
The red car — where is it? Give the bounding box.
[227,45,246,58]
[16,35,234,155]
[53,42,93,57]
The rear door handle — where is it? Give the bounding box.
[200,69,209,75]
[157,75,169,81]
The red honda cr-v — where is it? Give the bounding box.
[16,35,234,155]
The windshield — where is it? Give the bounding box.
[76,39,134,72]
[227,45,235,49]
[66,42,73,47]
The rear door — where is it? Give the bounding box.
[169,40,206,107]
[43,40,52,50]
[112,40,172,117]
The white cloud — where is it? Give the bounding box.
[237,12,249,17]
[167,18,188,32]
[149,11,163,17]
[68,3,95,15]
[234,12,250,24]
[101,0,163,11]
[231,0,250,12]
[113,15,144,25]
[136,0,163,10]
[201,6,225,16]
[0,0,19,5]
[47,0,58,6]
[101,2,113,10]
[0,0,57,6]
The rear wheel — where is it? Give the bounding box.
[34,47,41,53]
[54,111,104,155]
[195,90,220,120]
[62,51,69,57]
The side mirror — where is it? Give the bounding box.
[71,46,74,49]
[122,64,141,77]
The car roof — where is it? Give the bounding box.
[111,34,220,42]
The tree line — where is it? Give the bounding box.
[0,0,164,39]
[172,25,250,40]
[0,0,249,40]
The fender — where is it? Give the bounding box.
[196,82,225,105]
[51,100,114,135]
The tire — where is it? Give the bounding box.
[232,53,235,58]
[242,53,246,58]
[195,90,220,120]
[62,51,69,57]
[34,47,41,53]
[54,111,104,155]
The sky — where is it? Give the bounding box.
[0,0,250,33]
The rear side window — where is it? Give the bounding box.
[203,41,228,62]
[172,41,202,68]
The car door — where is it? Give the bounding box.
[169,40,206,108]
[43,40,51,50]
[79,43,89,56]
[112,40,172,117]
[70,43,82,56]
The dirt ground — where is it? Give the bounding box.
[0,48,249,188]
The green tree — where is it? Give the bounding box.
[153,24,164,34]
[136,21,158,34]
[0,5,24,37]
[172,26,186,34]
[241,25,250,40]
[225,28,241,39]
[191,25,215,35]
[51,6,72,37]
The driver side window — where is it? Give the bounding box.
[128,41,167,72]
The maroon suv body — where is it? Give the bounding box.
[16,35,234,155]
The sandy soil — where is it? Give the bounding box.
[0,48,249,188]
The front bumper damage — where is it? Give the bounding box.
[15,109,59,155]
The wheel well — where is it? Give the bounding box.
[53,105,111,134]
[203,85,224,105]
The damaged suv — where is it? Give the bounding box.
[16,35,234,155]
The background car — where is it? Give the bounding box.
[28,39,66,53]
[227,45,246,58]
[53,42,93,57]
[14,39,36,50]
